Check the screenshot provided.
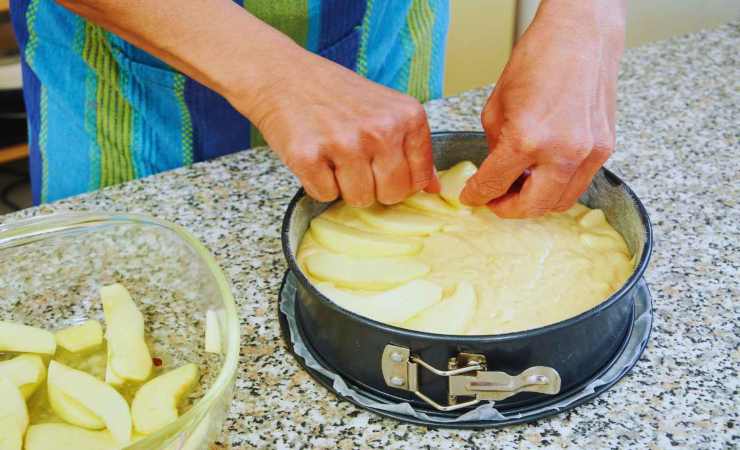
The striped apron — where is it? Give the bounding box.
[10,0,449,204]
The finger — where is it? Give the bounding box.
[460,140,533,206]
[424,167,441,193]
[334,159,375,207]
[488,165,573,218]
[553,148,611,211]
[300,160,340,202]
[403,117,439,193]
[372,150,412,205]
[480,89,503,150]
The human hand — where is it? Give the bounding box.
[460,1,625,218]
[236,46,439,207]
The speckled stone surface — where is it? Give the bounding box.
[2,22,738,449]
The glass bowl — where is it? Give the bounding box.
[0,213,240,449]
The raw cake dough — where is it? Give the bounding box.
[296,162,634,335]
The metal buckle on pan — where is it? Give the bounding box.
[381,344,562,412]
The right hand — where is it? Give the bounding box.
[231,46,440,207]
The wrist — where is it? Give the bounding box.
[535,0,625,53]
[206,22,307,123]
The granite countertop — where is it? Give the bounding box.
[3,21,738,449]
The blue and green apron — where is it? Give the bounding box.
[10,0,449,204]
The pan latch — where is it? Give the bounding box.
[381,344,561,412]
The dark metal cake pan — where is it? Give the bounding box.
[281,131,653,412]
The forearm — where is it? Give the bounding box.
[57,0,304,119]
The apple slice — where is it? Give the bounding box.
[354,204,442,236]
[101,283,152,382]
[577,208,608,228]
[204,310,222,354]
[318,279,442,324]
[403,191,457,215]
[579,232,622,251]
[104,345,125,386]
[0,377,28,450]
[309,216,422,257]
[563,202,590,218]
[0,355,46,399]
[55,320,103,353]
[131,363,199,435]
[0,321,56,355]
[305,252,430,290]
[48,383,106,430]
[0,416,22,450]
[439,161,478,208]
[24,424,118,450]
[47,361,131,444]
[403,281,477,334]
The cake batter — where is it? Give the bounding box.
[297,175,633,335]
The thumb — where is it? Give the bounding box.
[460,139,531,206]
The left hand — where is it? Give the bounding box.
[460,1,625,218]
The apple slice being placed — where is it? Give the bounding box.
[101,283,152,382]
[439,161,478,208]
[48,383,106,430]
[24,423,118,450]
[55,320,103,353]
[354,204,442,236]
[132,363,199,435]
[0,321,56,355]
[318,279,443,324]
[305,252,430,290]
[403,191,458,216]
[403,281,477,334]
[47,361,131,444]
[309,216,422,257]
[0,355,46,399]
[0,377,28,450]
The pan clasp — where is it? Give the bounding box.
[381,344,561,412]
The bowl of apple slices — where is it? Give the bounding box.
[281,131,652,415]
[0,213,239,449]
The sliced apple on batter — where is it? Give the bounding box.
[131,363,199,435]
[354,204,442,236]
[47,361,131,444]
[439,161,478,208]
[0,321,56,355]
[403,191,457,215]
[0,354,46,399]
[24,423,118,450]
[309,216,422,257]
[305,252,430,290]
[577,208,608,228]
[579,232,622,251]
[403,281,477,334]
[0,377,28,450]
[48,383,106,430]
[318,279,442,324]
[55,320,103,353]
[101,283,152,382]
[563,202,590,218]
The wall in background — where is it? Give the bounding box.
[516,0,740,46]
[443,0,516,96]
[443,0,739,96]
